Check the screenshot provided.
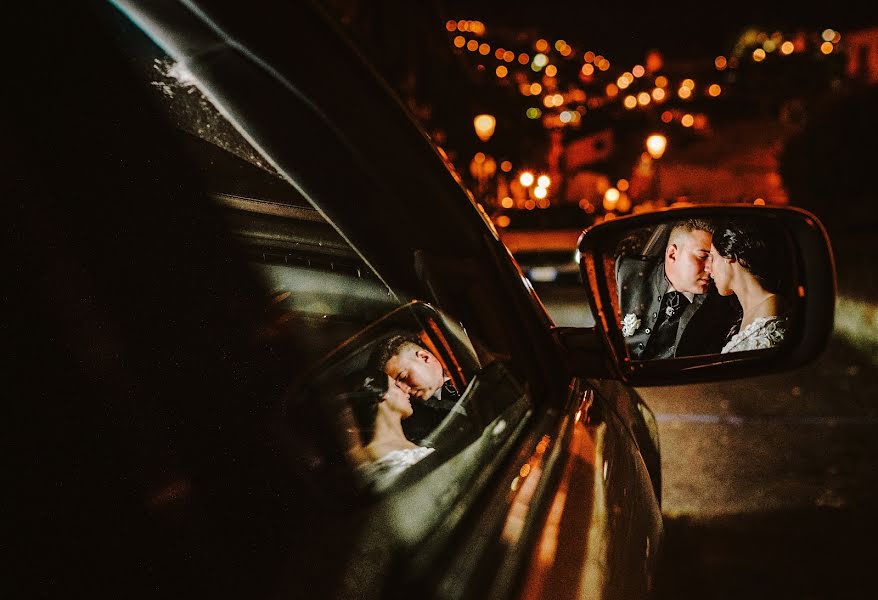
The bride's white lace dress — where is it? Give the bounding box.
[721,316,787,353]
[358,446,435,485]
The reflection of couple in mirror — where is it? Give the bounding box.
[344,333,462,486]
[616,217,789,360]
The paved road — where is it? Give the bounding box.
[639,333,878,599]
[540,287,878,598]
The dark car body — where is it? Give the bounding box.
[7,2,710,599]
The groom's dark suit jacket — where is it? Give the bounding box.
[616,254,738,360]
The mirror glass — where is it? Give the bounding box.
[590,214,802,362]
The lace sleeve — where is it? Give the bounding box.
[721,316,787,353]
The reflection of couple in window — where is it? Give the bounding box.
[346,334,462,485]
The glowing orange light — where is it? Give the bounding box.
[682,78,695,89]
[500,161,512,173]
[820,42,834,54]
[495,48,505,60]
[453,36,466,48]
[581,64,595,76]
[496,65,508,78]
[479,43,490,55]
[560,45,573,57]
[652,87,666,101]
[530,82,542,95]
[754,198,766,206]
[780,41,794,55]
[473,114,496,141]
[545,65,558,77]
[504,50,515,62]
[655,75,669,88]
[598,58,610,71]
[752,48,766,61]
[681,114,694,127]
[645,134,667,159]
[821,29,836,42]
[678,87,692,99]
[623,95,637,109]
[645,50,663,72]
[661,111,673,123]
[617,76,630,89]
[603,188,619,211]
[497,215,511,227]
[446,20,457,32]
[518,53,529,65]
[467,39,478,51]
[583,51,595,62]
[617,178,630,192]
[542,95,554,108]
[536,39,549,53]
[638,92,651,106]
[525,199,536,210]
[605,83,619,97]
[632,65,645,78]
[708,84,722,97]
[715,56,728,70]
[501,196,514,208]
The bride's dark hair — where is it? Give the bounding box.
[339,369,389,444]
[713,219,789,294]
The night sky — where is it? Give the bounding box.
[438,0,878,63]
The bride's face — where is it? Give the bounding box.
[706,245,734,296]
[382,374,413,418]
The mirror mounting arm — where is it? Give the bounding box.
[552,326,619,379]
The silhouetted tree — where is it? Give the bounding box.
[779,84,878,233]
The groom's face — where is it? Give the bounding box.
[384,343,445,401]
[665,229,712,294]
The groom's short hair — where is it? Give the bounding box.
[368,332,424,372]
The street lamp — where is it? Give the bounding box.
[645,133,667,159]
[645,134,668,202]
[473,114,496,142]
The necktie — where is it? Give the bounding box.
[661,291,688,322]
[642,291,691,359]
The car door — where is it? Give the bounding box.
[8,2,662,599]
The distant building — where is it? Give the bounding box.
[844,28,878,84]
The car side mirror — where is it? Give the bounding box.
[576,205,836,386]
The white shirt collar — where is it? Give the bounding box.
[666,282,695,303]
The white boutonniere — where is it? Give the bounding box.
[621,313,641,337]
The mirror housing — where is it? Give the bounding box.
[576,205,836,386]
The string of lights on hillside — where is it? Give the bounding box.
[447,19,844,133]
[444,19,846,220]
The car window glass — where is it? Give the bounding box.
[110,8,531,510]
